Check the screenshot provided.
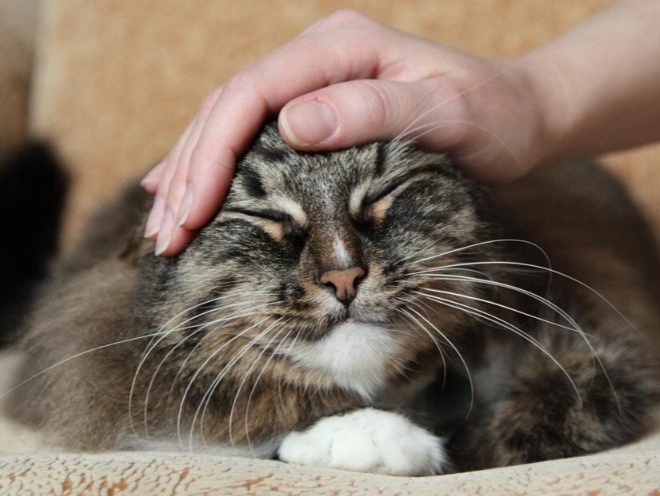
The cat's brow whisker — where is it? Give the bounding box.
[387,60,528,167]
[392,58,526,147]
[404,120,523,168]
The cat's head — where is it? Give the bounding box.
[140,123,494,398]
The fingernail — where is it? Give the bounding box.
[155,210,175,256]
[177,186,194,227]
[140,175,157,191]
[144,196,165,238]
[281,100,337,146]
[140,162,163,191]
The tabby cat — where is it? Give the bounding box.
[5,123,660,475]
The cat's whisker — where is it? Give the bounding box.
[135,289,279,373]
[241,320,294,457]
[161,304,277,414]
[422,287,579,333]
[188,315,286,451]
[274,325,305,417]
[419,259,639,334]
[394,306,448,382]
[130,293,278,439]
[408,238,551,268]
[419,273,588,340]
[213,317,284,446]
[1,332,171,400]
[139,301,280,441]
[416,290,583,405]
[176,316,272,452]
[398,305,475,414]
[417,269,622,407]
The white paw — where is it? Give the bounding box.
[278,408,448,476]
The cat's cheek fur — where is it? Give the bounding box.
[277,408,448,476]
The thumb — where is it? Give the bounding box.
[278,79,467,151]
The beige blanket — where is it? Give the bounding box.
[1,351,658,495]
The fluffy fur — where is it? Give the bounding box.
[4,124,660,475]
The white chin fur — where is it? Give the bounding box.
[287,321,403,399]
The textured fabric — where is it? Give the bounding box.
[1,352,659,494]
[1,441,659,494]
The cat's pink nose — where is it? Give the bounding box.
[319,266,366,304]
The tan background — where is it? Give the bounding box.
[3,0,660,248]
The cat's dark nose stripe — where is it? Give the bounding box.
[319,266,366,304]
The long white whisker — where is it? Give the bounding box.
[224,317,284,448]
[140,301,278,440]
[176,316,271,451]
[422,287,578,333]
[241,320,293,457]
[417,290,582,404]
[420,260,638,334]
[391,59,526,150]
[129,291,277,438]
[399,306,475,414]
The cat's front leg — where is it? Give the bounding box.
[277,408,448,476]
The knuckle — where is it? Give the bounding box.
[356,80,394,123]
[311,9,376,33]
[189,143,221,173]
[199,87,222,115]
[222,71,254,97]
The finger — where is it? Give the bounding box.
[155,218,195,257]
[168,88,224,227]
[278,78,469,151]
[153,89,224,254]
[144,120,195,239]
[140,161,165,194]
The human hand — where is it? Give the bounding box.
[142,10,551,256]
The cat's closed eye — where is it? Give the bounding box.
[225,207,307,244]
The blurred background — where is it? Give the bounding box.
[1,0,659,250]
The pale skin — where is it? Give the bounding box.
[142,0,660,256]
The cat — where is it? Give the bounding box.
[0,144,67,347]
[3,122,660,476]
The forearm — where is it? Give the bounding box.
[521,0,660,166]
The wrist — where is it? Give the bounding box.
[513,51,575,169]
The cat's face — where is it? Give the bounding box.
[142,124,492,398]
